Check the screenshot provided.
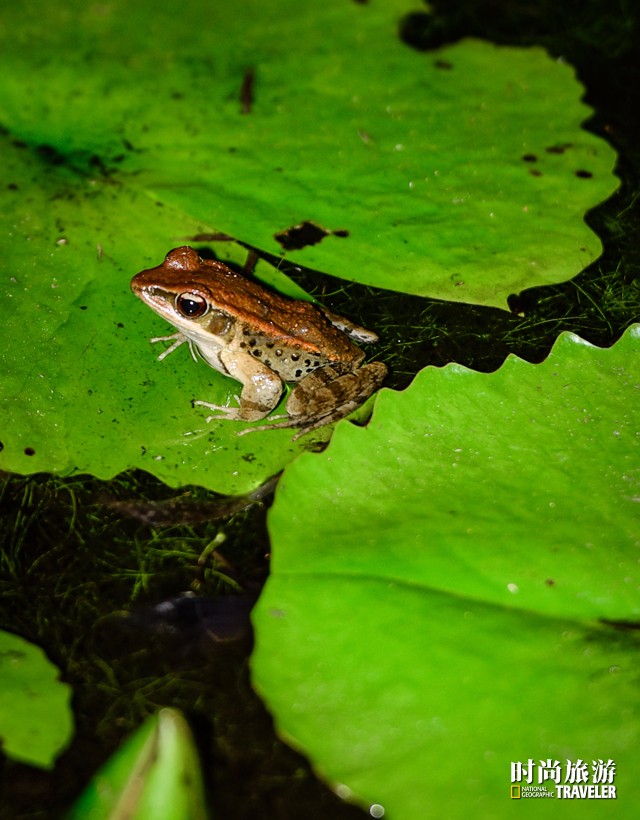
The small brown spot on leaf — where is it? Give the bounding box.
[521,154,537,162]
[274,221,349,251]
[575,169,593,179]
[546,143,573,154]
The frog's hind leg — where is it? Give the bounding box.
[287,362,386,421]
[238,361,387,440]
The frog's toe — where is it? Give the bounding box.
[204,411,243,423]
[194,396,244,422]
[235,414,289,436]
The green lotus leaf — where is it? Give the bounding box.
[252,325,640,817]
[0,130,328,493]
[0,630,73,769]
[0,0,619,492]
[0,0,617,308]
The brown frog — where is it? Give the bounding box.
[131,246,387,438]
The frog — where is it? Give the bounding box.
[131,246,387,439]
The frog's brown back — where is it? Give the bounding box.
[199,259,361,361]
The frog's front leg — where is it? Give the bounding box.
[194,350,283,422]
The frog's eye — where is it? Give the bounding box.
[176,292,208,318]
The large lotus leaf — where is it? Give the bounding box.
[0,0,619,492]
[0,129,329,494]
[251,325,640,818]
[0,0,617,310]
[0,630,73,769]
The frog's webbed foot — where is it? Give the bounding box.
[193,397,244,422]
[239,397,366,440]
[235,414,295,437]
[235,401,359,440]
[193,396,276,424]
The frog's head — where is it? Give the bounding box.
[131,247,236,349]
